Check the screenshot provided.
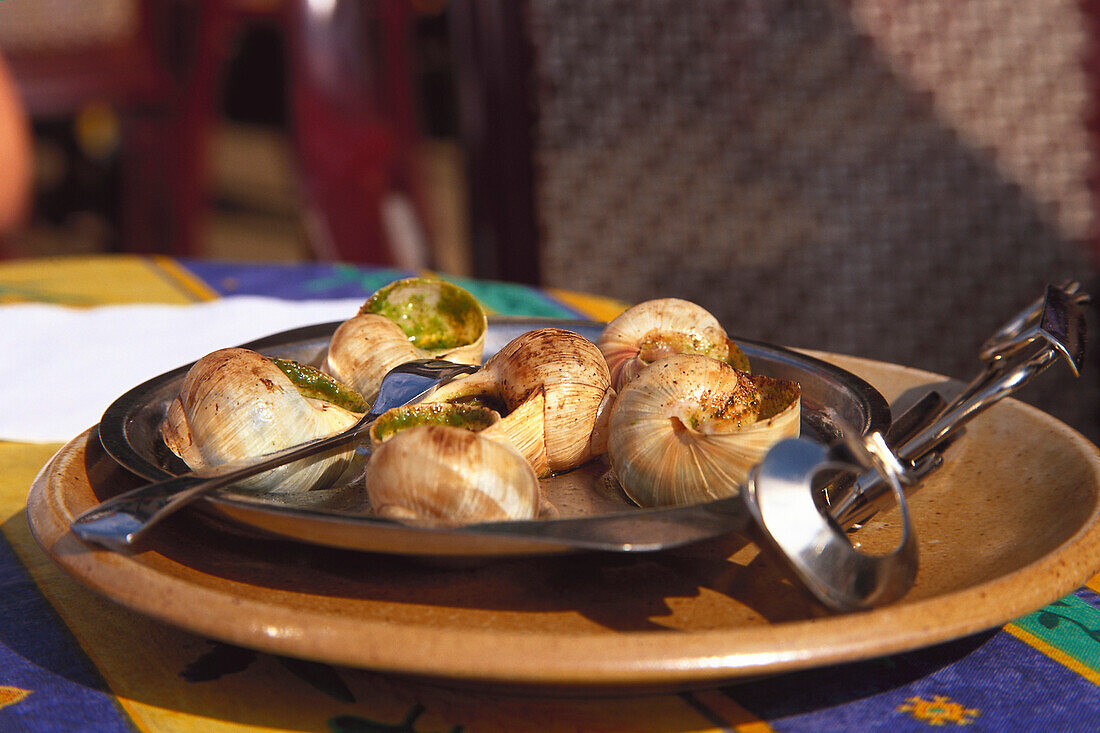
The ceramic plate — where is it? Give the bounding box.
[27,353,1100,692]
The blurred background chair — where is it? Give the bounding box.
[0,0,430,266]
[0,0,212,257]
[1,0,1097,439]
[450,0,1100,442]
[285,0,429,266]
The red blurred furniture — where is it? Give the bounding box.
[0,0,229,257]
[285,0,425,265]
[1,0,424,265]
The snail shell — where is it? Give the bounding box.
[161,348,362,493]
[607,354,800,507]
[324,277,487,400]
[366,425,540,526]
[325,314,423,399]
[425,328,615,474]
[597,298,750,391]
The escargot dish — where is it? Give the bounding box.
[161,347,365,493]
[324,277,487,400]
[139,294,825,542]
[598,298,750,391]
[607,354,801,508]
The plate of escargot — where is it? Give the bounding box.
[98,277,890,557]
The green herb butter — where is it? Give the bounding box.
[269,358,368,413]
[362,278,485,351]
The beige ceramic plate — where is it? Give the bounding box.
[26,353,1100,693]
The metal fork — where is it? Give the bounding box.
[70,359,480,550]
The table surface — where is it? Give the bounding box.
[2,254,1100,732]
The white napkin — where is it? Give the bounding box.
[0,296,367,443]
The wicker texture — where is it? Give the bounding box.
[528,0,1097,438]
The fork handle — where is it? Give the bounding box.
[71,426,366,550]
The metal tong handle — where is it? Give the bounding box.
[746,284,1087,612]
[830,283,1088,531]
[743,430,918,611]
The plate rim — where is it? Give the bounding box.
[28,382,1100,691]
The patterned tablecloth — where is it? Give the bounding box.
[2,255,1099,732]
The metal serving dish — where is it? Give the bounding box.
[97,318,890,556]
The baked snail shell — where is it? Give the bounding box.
[607,354,800,508]
[161,348,363,493]
[366,424,540,526]
[424,327,615,475]
[324,277,487,400]
[597,298,751,391]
